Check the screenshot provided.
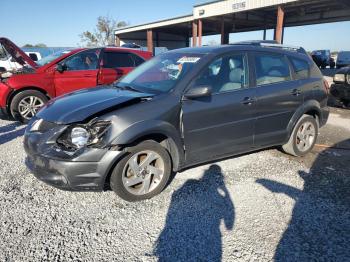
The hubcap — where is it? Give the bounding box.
[18,96,44,119]
[122,150,165,196]
[296,121,316,152]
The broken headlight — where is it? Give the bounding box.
[57,119,111,150]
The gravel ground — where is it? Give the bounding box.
[0,108,349,262]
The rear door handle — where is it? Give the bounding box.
[291,89,301,96]
[241,97,256,105]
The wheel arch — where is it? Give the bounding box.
[287,100,321,138]
[7,86,51,110]
[110,120,185,172]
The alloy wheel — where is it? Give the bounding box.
[122,150,165,196]
[18,96,44,119]
[296,121,316,152]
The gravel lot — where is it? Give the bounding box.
[0,107,349,262]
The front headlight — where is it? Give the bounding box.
[334,74,346,82]
[347,74,350,85]
[57,119,111,150]
[71,127,90,148]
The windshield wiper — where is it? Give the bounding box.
[114,84,142,93]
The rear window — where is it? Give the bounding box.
[254,53,291,86]
[289,57,309,80]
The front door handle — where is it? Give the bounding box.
[291,89,301,96]
[241,97,256,105]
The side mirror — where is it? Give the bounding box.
[56,63,67,73]
[184,85,212,99]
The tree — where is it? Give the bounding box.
[22,43,47,48]
[80,16,128,47]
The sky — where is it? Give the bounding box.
[1,0,350,51]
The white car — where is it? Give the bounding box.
[0,51,42,72]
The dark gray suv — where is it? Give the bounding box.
[24,41,329,201]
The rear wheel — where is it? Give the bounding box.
[110,140,172,201]
[10,90,48,123]
[282,115,318,156]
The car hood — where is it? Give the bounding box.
[0,37,38,68]
[336,66,350,74]
[36,86,154,124]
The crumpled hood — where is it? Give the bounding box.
[36,86,154,124]
[0,37,38,68]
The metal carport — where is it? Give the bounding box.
[115,0,350,54]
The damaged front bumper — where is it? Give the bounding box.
[23,119,124,191]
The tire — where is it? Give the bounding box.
[341,99,350,107]
[110,140,172,201]
[282,115,318,157]
[10,90,48,123]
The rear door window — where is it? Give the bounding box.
[289,57,309,80]
[129,53,145,66]
[254,53,291,86]
[103,52,135,68]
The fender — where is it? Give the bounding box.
[286,99,322,137]
[110,120,185,171]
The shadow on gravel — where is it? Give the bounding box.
[0,123,19,134]
[154,165,234,262]
[257,139,350,261]
[0,126,25,145]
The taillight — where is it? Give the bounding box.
[323,78,330,94]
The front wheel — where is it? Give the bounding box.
[282,115,318,157]
[10,90,48,123]
[110,140,172,201]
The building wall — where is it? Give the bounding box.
[193,0,298,19]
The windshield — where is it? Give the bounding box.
[36,50,71,66]
[117,52,204,94]
[338,51,350,60]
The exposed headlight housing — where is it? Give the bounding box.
[334,74,345,83]
[71,127,90,148]
[57,119,111,150]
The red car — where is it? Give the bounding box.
[0,37,152,122]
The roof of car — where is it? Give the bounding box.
[168,41,308,57]
[103,46,151,54]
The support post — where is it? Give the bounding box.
[274,6,285,44]
[115,35,121,47]
[221,17,229,45]
[198,19,202,46]
[147,29,153,54]
[192,20,198,47]
[263,29,266,40]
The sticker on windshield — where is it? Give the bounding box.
[177,56,201,63]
